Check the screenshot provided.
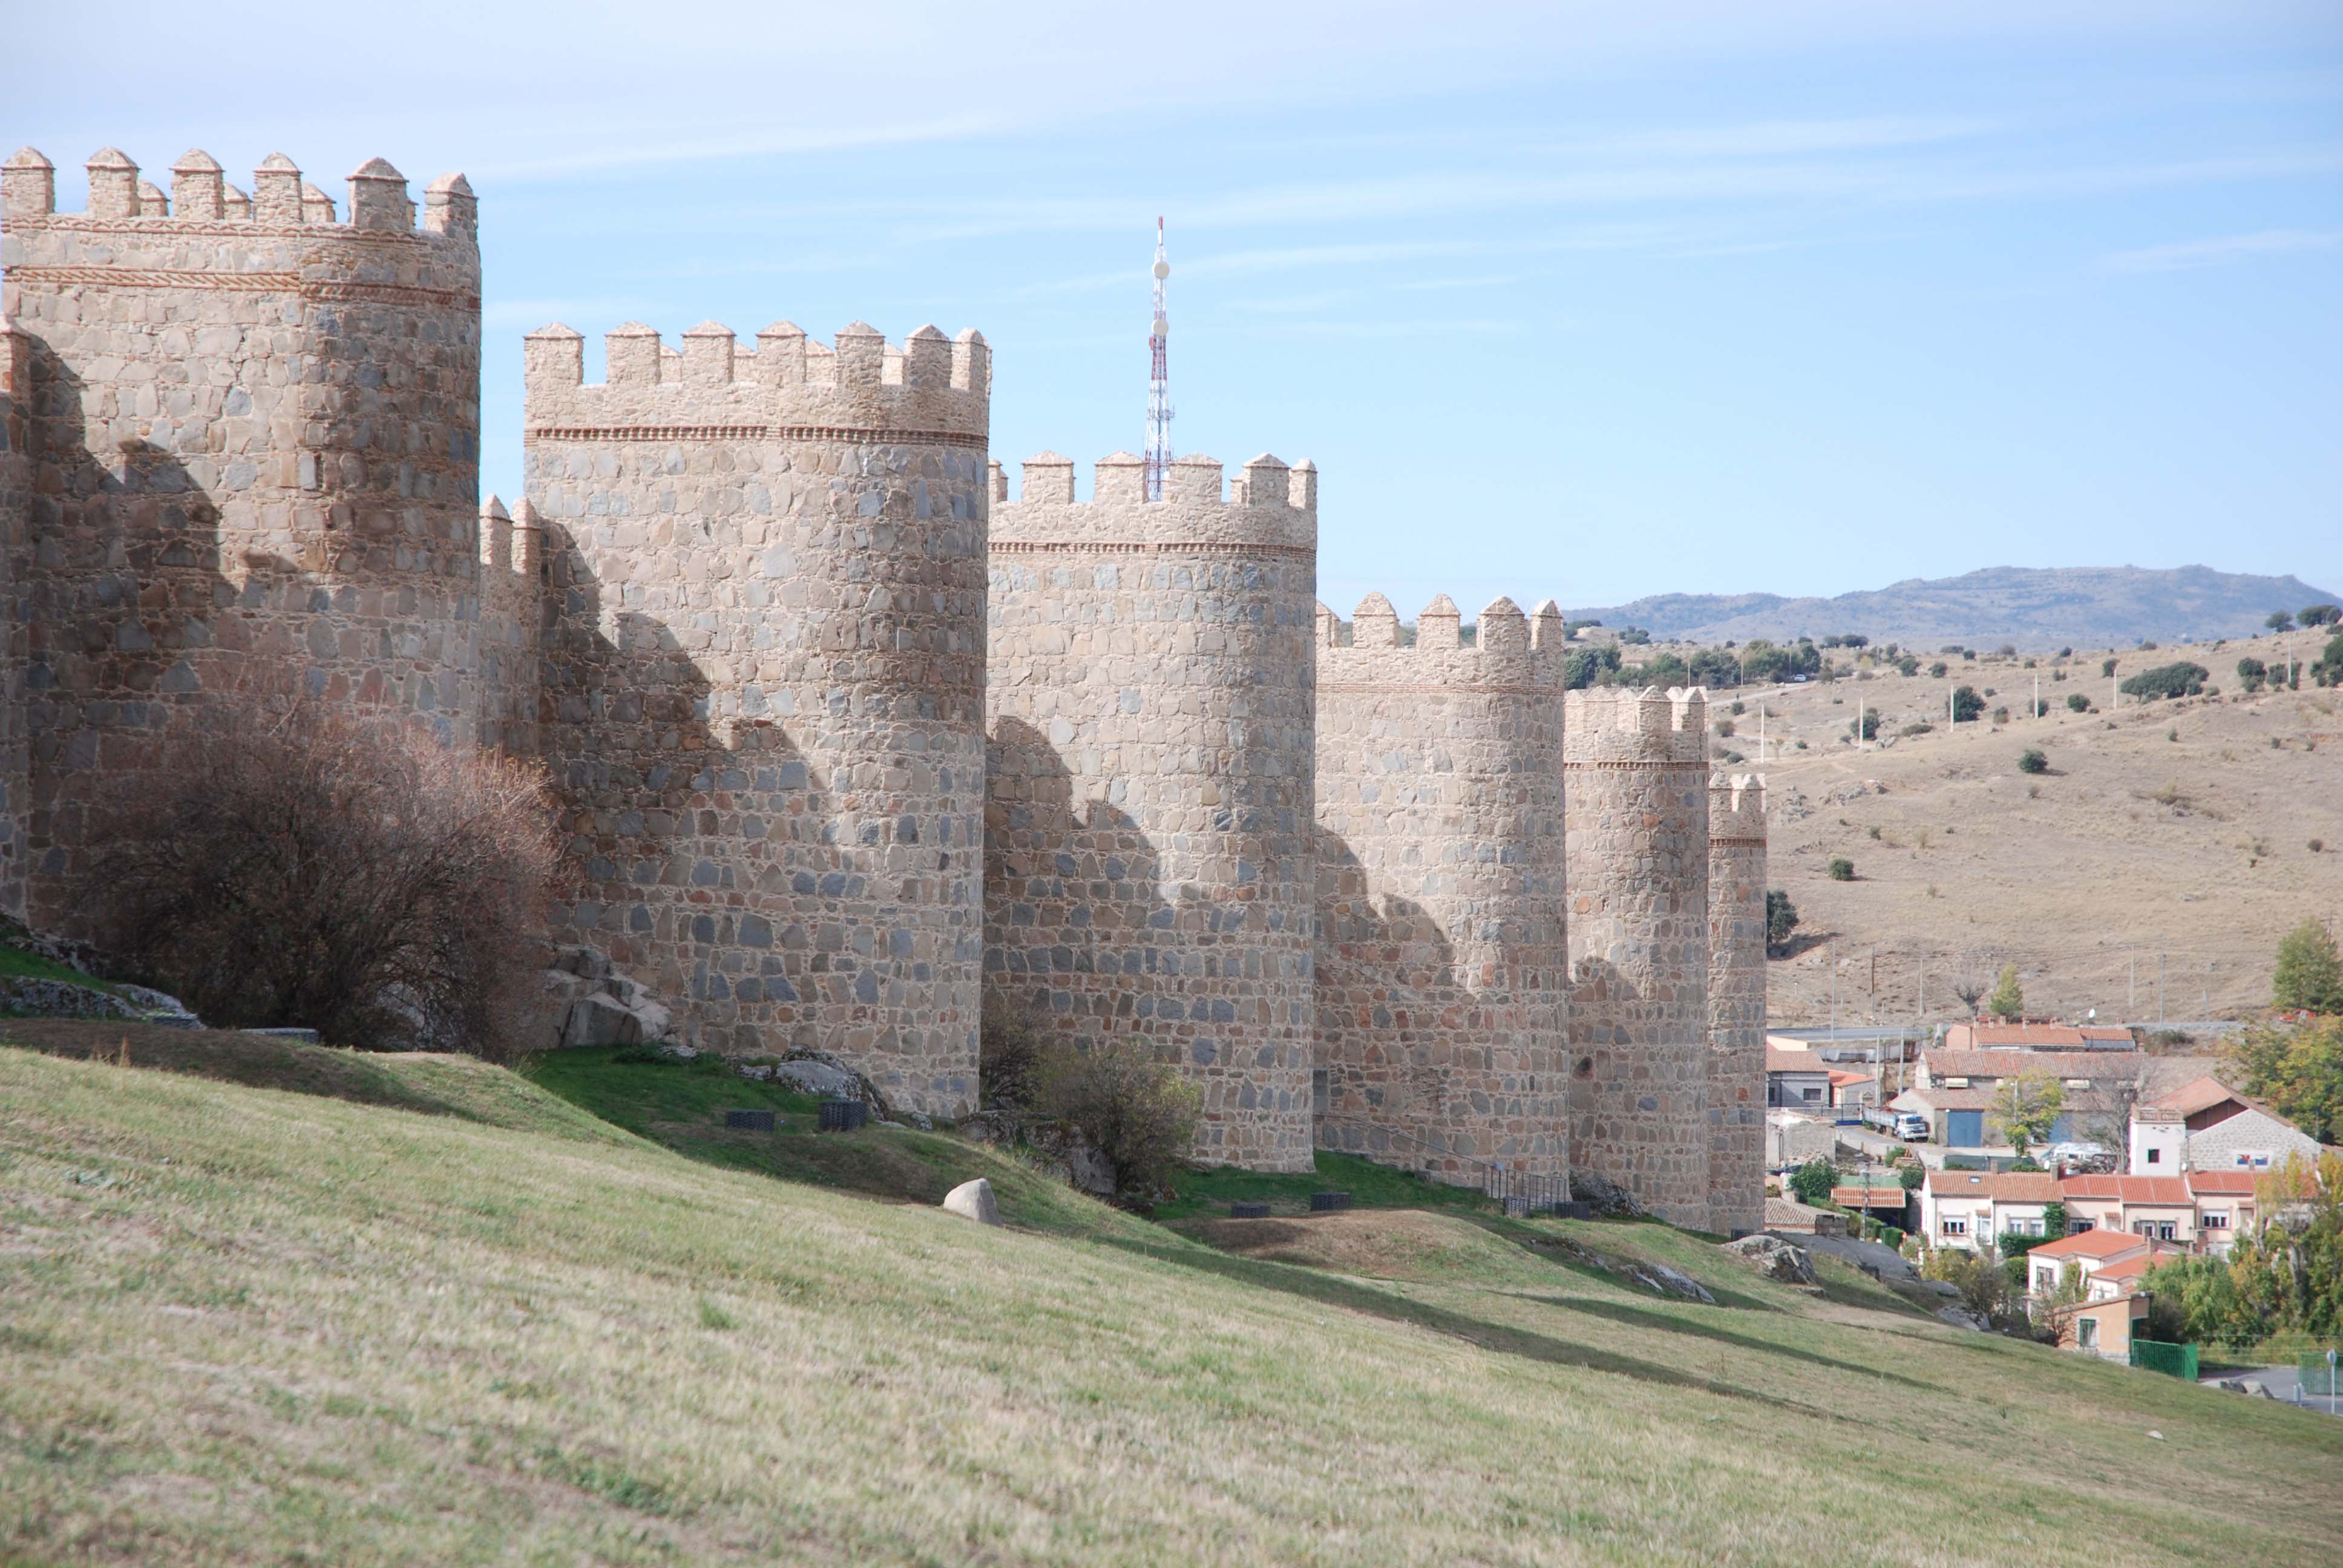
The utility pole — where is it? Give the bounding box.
[1948,682,1955,728]
[1858,690,1865,749]
[1758,700,1766,763]
[2033,670,2040,720]
[2158,950,2166,1025]
[2128,947,2136,1014]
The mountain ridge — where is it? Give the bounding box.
[1569,564,2341,647]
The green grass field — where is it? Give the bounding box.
[4,1030,2339,1566]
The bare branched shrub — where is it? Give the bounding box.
[978,1004,1050,1112]
[1037,1039,1201,1200]
[84,701,558,1057]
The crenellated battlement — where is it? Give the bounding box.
[1316,592,1571,688]
[1563,685,1710,765]
[522,319,990,441]
[1708,772,1767,841]
[1,147,475,240]
[988,449,1315,552]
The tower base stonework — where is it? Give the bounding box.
[986,451,1317,1170]
[1564,686,1711,1229]
[1314,592,1570,1183]
[1707,772,1767,1236]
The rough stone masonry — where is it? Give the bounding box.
[0,144,1767,1226]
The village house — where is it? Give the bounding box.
[2042,1293,2152,1361]
[1918,1169,2057,1251]
[1766,1046,1833,1111]
[2129,1076,2322,1175]
[2050,1174,2197,1243]
[2184,1170,2261,1255]
[2024,1228,2172,1299]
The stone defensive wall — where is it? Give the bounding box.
[0,146,482,930]
[523,318,991,1117]
[1563,685,1711,1227]
[1314,592,1571,1182]
[0,318,29,919]
[1706,771,1767,1236]
[476,495,545,759]
[985,450,1318,1170]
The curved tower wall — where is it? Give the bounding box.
[1707,772,1767,1236]
[525,318,991,1117]
[1564,685,1711,1226]
[986,450,1318,1170]
[0,319,28,918]
[1315,593,1571,1181]
[1,146,482,931]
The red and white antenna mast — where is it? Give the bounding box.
[1145,217,1173,502]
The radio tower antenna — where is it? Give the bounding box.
[1145,217,1173,501]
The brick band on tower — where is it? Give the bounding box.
[985,450,1319,1169]
[1564,685,1712,1226]
[1314,593,1571,1182]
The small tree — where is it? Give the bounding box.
[1985,963,2025,1019]
[1828,857,1856,881]
[2065,693,2090,713]
[1951,685,1985,723]
[2301,604,2341,628]
[1038,1039,1202,1200]
[2267,610,2296,633]
[2043,1200,2068,1238]
[1789,1157,1837,1207]
[2227,1015,2343,1145]
[85,701,557,1056]
[1765,889,1800,954]
[2017,748,2048,775]
[1847,711,1879,741]
[2272,916,2343,1013]
[2102,657,2119,679]
[1988,1070,2066,1158]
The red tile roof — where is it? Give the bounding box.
[2143,1075,2245,1119]
[2027,1229,2153,1262]
[1767,1047,1830,1074]
[1832,1186,1909,1207]
[2186,1171,2261,1197]
[1925,1050,2133,1080]
[1923,1170,2059,1201]
[2092,1252,2174,1286]
[2057,1175,2194,1206]
[1953,1023,2134,1048]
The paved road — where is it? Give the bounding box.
[2201,1367,2343,1416]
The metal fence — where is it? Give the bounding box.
[2129,1340,2198,1380]
[2301,1351,2341,1400]
[1316,1116,1585,1217]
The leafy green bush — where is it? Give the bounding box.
[1828,858,1855,881]
[2301,604,2341,627]
[2102,658,2118,678]
[1928,661,1948,678]
[1897,656,1920,676]
[1847,712,1878,741]
[2315,630,2343,687]
[2017,748,2048,774]
[2120,661,2210,701]
[1951,685,1985,722]
[1789,1158,1837,1207]
[2065,693,2090,712]
[1765,889,1800,953]
[1898,1165,1925,1191]
[2236,656,2267,693]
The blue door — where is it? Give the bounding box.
[1948,1109,1985,1146]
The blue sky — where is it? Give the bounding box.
[14,2,2342,613]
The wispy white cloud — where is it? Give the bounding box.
[2104,227,2343,272]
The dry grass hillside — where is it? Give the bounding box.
[4,1028,2340,1566]
[1662,625,2343,1027]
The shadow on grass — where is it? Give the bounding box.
[1097,1233,1844,1419]
[0,1022,562,1132]
[1526,1294,1944,1393]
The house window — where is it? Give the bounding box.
[1801,1086,1821,1102]
[2068,1217,2093,1233]
[2201,1211,2230,1230]
[2155,1221,2177,1241]
[1941,1216,1968,1237]
[2146,1148,2162,1165]
[1944,1077,1970,1088]
[2078,1318,2099,1351]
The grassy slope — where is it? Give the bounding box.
[4,1043,2340,1566]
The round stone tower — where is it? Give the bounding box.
[1315,593,1571,1183]
[525,318,991,1117]
[1564,685,1711,1227]
[1,146,482,930]
[985,449,1318,1170]
[1708,771,1768,1236]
